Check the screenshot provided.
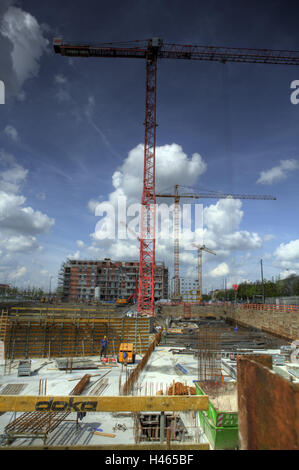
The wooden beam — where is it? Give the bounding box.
[0,443,210,450]
[0,394,209,413]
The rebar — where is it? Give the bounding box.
[198,327,222,384]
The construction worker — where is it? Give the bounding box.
[100,336,108,358]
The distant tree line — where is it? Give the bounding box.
[209,274,299,302]
[0,286,54,299]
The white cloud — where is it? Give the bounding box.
[203,198,243,234]
[0,151,55,286]
[90,143,207,213]
[108,241,139,259]
[257,159,299,185]
[0,150,54,235]
[0,6,49,88]
[279,269,297,280]
[80,142,266,291]
[4,124,18,141]
[3,234,38,252]
[202,198,262,251]
[274,239,299,262]
[0,149,27,193]
[0,193,54,234]
[76,240,85,248]
[87,143,207,262]
[67,250,80,260]
[209,262,230,278]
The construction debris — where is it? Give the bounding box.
[93,431,116,438]
[157,382,196,396]
[113,423,127,432]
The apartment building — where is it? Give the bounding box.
[169,277,199,301]
[59,258,168,302]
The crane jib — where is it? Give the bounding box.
[54,41,299,65]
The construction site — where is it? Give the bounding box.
[0,32,299,454]
[0,299,298,451]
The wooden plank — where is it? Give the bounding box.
[0,394,209,413]
[0,443,210,450]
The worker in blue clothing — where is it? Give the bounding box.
[100,335,108,358]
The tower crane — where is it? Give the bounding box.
[53,38,298,316]
[156,184,276,298]
[192,243,216,302]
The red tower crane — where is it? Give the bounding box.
[53,38,299,316]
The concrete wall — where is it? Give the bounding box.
[159,303,298,341]
[231,305,299,341]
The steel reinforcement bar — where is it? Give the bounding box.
[122,330,163,395]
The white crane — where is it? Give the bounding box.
[192,243,216,301]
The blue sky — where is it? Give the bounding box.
[0,0,299,293]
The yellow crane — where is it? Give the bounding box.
[156,184,276,299]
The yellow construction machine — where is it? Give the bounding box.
[117,343,135,364]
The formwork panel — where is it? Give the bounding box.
[4,310,154,359]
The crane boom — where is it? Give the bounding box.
[157,193,276,200]
[53,39,299,65]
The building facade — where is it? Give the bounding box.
[59,258,168,302]
[169,277,199,301]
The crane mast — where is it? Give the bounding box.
[193,244,216,301]
[53,38,299,315]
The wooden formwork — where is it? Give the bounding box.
[232,305,299,341]
[2,308,154,359]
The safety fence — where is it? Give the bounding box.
[240,303,299,313]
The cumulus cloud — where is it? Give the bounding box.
[80,142,266,291]
[87,142,207,255]
[2,234,38,252]
[274,239,299,262]
[202,198,262,251]
[0,151,54,263]
[90,143,207,212]
[67,250,80,260]
[257,159,299,185]
[209,262,230,278]
[0,3,49,100]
